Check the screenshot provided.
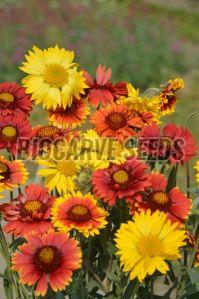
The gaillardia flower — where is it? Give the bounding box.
[115,210,186,282]
[90,103,142,141]
[160,78,184,115]
[20,45,87,109]
[2,184,54,236]
[0,114,32,155]
[12,230,82,297]
[0,155,28,190]
[140,123,197,164]
[48,97,89,128]
[92,157,150,206]
[52,192,108,237]
[135,173,191,225]
[0,82,32,116]
[194,161,199,186]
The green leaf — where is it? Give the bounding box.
[166,165,178,192]
[187,267,199,284]
[9,238,25,252]
[3,268,13,299]
[55,292,65,299]
[124,280,139,299]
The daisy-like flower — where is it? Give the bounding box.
[90,103,141,142]
[160,78,184,115]
[92,157,150,206]
[37,154,80,194]
[2,184,54,236]
[0,155,28,190]
[20,45,87,109]
[48,97,89,128]
[52,191,108,237]
[139,123,197,164]
[0,82,32,116]
[84,65,127,107]
[12,230,82,297]
[0,114,32,155]
[135,173,191,225]
[194,161,199,186]
[115,210,186,282]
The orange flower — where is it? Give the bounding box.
[48,97,89,128]
[90,103,140,141]
[12,230,82,297]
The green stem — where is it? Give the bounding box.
[131,280,140,299]
[186,162,190,198]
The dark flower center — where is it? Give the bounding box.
[105,112,127,130]
[151,191,169,206]
[34,246,61,273]
[37,125,59,138]
[67,204,91,222]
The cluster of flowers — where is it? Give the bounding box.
[0,45,198,297]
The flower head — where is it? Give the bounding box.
[12,230,82,297]
[90,103,141,142]
[134,173,191,225]
[0,114,32,155]
[139,123,197,164]
[194,161,199,186]
[92,157,150,206]
[115,210,186,282]
[48,97,89,128]
[20,45,87,109]
[0,82,32,116]
[52,191,108,237]
[0,156,28,190]
[2,184,54,236]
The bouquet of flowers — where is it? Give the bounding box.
[0,45,198,299]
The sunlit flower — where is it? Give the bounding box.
[90,103,141,142]
[92,157,150,206]
[20,45,87,109]
[160,78,184,115]
[2,184,54,236]
[0,155,28,190]
[115,210,186,282]
[12,230,82,297]
[139,123,197,164]
[52,191,108,237]
[0,82,32,116]
[194,161,199,186]
[48,97,89,128]
[84,65,127,106]
[0,114,32,155]
[135,173,191,225]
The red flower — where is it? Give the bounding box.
[2,184,54,236]
[0,82,32,116]
[139,123,197,164]
[84,65,127,106]
[0,114,31,155]
[135,173,191,225]
[12,230,82,297]
[92,157,150,206]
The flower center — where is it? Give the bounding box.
[34,246,61,273]
[57,160,77,176]
[1,126,17,138]
[160,137,173,148]
[152,191,169,205]
[0,162,8,173]
[113,170,129,184]
[0,92,14,103]
[37,125,59,138]
[24,200,42,212]
[67,204,91,222]
[138,234,163,257]
[105,112,127,130]
[44,64,68,87]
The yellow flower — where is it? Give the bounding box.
[115,210,186,282]
[51,191,108,237]
[20,45,87,109]
[194,161,199,186]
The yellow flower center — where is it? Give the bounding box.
[152,192,169,205]
[72,205,88,216]
[57,160,77,176]
[37,125,59,138]
[68,204,91,222]
[0,92,14,103]
[44,64,68,87]
[160,137,173,148]
[24,200,42,212]
[38,246,54,264]
[2,126,17,138]
[138,234,163,257]
[0,162,8,173]
[113,170,129,184]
